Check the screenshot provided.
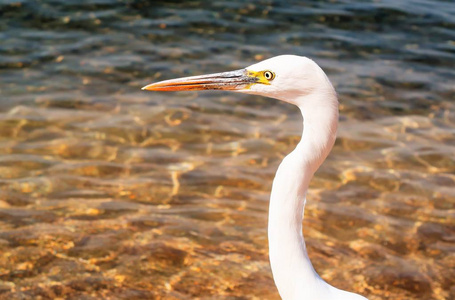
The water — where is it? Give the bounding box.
[0,0,454,299]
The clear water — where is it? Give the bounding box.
[0,0,454,299]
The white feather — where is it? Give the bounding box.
[242,55,368,300]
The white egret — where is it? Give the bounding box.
[142,55,368,300]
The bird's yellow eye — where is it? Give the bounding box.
[263,70,275,81]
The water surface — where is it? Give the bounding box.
[0,0,454,299]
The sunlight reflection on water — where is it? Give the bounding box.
[0,0,454,299]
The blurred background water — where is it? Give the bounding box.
[0,0,454,299]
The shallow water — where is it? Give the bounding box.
[0,0,454,299]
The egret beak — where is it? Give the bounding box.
[141,69,258,92]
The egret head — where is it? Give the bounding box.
[142,55,335,107]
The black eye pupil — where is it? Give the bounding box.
[265,72,272,79]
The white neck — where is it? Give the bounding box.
[268,90,367,300]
